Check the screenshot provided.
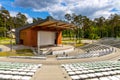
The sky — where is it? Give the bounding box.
[0,0,120,23]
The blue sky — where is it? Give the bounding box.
[0,0,120,23]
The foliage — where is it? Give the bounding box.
[0,37,15,45]
[0,7,28,37]
[62,38,84,47]
[0,48,34,57]
[0,6,120,40]
[33,17,43,23]
[63,13,120,39]
[0,50,34,56]
[16,49,33,53]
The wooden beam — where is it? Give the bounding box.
[38,21,58,27]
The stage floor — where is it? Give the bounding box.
[39,45,74,55]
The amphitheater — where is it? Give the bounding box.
[0,38,120,80]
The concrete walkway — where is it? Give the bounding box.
[0,45,10,51]
[32,65,71,80]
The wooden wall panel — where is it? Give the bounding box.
[31,30,37,47]
[25,29,32,46]
[20,29,29,46]
[20,28,62,47]
[20,29,27,45]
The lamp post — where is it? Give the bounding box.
[9,28,15,52]
[10,29,14,52]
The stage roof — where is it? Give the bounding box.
[17,16,76,31]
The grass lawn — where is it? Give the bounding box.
[0,38,34,56]
[75,43,85,47]
[0,49,34,57]
[62,39,85,47]
[0,37,85,57]
[0,37,15,45]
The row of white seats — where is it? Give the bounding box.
[61,61,120,80]
[77,48,115,58]
[98,38,120,45]
[9,56,46,60]
[57,48,115,60]
[0,62,42,80]
[98,38,120,48]
[84,45,110,52]
[0,74,32,80]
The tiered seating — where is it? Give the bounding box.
[57,45,115,60]
[80,44,110,52]
[98,38,117,45]
[110,43,120,48]
[9,56,46,60]
[0,62,42,80]
[57,38,118,60]
[76,47,115,58]
[80,44,99,51]
[98,38,120,48]
[61,61,120,80]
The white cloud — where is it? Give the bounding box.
[0,4,2,8]
[10,11,33,23]
[113,0,120,8]
[9,11,18,17]
[93,10,113,19]
[23,13,33,23]
[13,0,120,19]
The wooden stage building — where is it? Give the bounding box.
[15,16,76,54]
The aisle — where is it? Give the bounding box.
[32,65,71,80]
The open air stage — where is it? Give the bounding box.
[39,45,75,55]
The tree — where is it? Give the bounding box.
[0,9,28,37]
[13,12,28,28]
[108,14,120,37]
[64,14,73,39]
[65,14,72,23]
[94,16,105,38]
[0,6,29,37]
[72,14,83,42]
[0,7,10,37]
[33,17,43,23]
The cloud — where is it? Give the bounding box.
[10,11,33,23]
[24,13,33,23]
[9,11,18,17]
[13,0,59,10]
[0,4,2,8]
[13,0,120,19]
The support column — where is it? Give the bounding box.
[56,31,62,45]
[37,31,40,55]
